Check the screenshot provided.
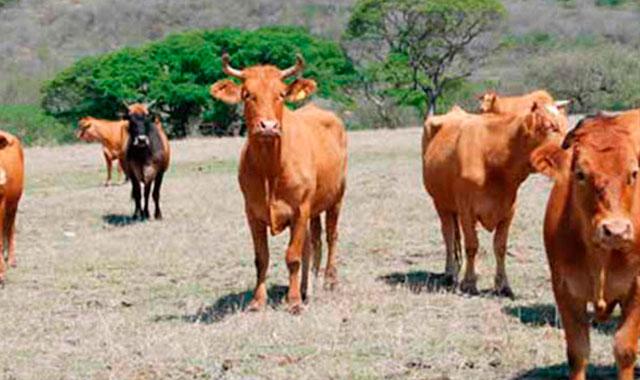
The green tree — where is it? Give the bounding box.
[42,26,357,137]
[345,0,505,115]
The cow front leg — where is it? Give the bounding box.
[5,206,18,269]
[247,213,269,311]
[493,210,515,298]
[0,205,5,285]
[459,212,479,295]
[554,280,590,380]
[286,209,310,314]
[103,150,113,187]
[152,172,164,220]
[143,181,152,220]
[131,180,143,220]
[614,278,640,380]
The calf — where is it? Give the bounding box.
[210,54,347,314]
[423,102,568,296]
[122,104,170,220]
[532,110,640,380]
[77,117,128,186]
[0,131,24,284]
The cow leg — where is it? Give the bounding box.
[143,181,152,220]
[554,281,590,380]
[152,172,164,220]
[310,216,322,277]
[437,208,461,284]
[614,278,640,380]
[286,208,310,314]
[300,227,313,302]
[493,210,515,298]
[0,205,5,285]
[103,150,113,187]
[247,213,269,311]
[459,212,480,295]
[324,201,342,290]
[131,180,143,220]
[5,205,18,269]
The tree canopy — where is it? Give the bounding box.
[42,26,358,137]
[345,0,505,115]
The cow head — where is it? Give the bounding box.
[76,117,99,142]
[534,116,639,251]
[522,101,567,146]
[210,54,317,139]
[477,91,497,113]
[123,102,155,148]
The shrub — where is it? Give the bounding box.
[41,26,358,137]
[525,44,640,112]
[0,104,74,146]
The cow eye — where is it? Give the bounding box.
[242,91,253,101]
[576,170,586,182]
[630,170,638,185]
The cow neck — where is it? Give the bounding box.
[489,115,538,183]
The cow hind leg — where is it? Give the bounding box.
[247,214,269,312]
[103,151,113,187]
[437,208,461,285]
[324,200,342,291]
[152,172,164,220]
[5,206,18,269]
[310,216,322,277]
[0,207,5,285]
[459,212,480,295]
[300,227,314,302]
[493,211,515,298]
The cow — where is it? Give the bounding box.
[0,131,24,285]
[530,109,640,380]
[478,90,570,118]
[210,53,348,314]
[121,103,170,220]
[77,117,129,186]
[422,102,568,297]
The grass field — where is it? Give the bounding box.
[0,126,628,379]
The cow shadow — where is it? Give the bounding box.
[377,270,456,294]
[154,285,288,324]
[503,303,619,335]
[102,213,140,227]
[513,363,639,379]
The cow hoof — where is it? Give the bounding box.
[103,182,111,187]
[8,258,16,269]
[323,279,338,291]
[155,212,163,221]
[288,302,304,315]
[442,273,458,288]
[460,280,479,295]
[494,285,515,299]
[247,299,266,312]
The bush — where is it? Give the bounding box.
[0,104,75,146]
[525,45,640,113]
[42,26,358,138]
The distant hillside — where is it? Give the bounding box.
[0,0,638,104]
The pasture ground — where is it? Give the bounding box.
[0,125,626,379]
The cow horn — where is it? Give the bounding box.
[281,54,304,79]
[122,100,131,109]
[554,100,571,108]
[145,100,157,109]
[222,53,244,79]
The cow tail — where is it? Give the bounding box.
[453,214,462,267]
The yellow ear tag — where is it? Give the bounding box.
[295,90,307,101]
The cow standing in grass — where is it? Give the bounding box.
[76,116,128,186]
[531,110,640,380]
[122,103,170,220]
[210,54,347,314]
[422,102,568,297]
[0,131,24,284]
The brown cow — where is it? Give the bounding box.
[77,117,129,186]
[122,104,170,220]
[478,90,570,116]
[0,130,24,284]
[210,54,347,314]
[422,102,568,297]
[531,111,640,380]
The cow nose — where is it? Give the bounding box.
[597,218,634,246]
[259,120,279,133]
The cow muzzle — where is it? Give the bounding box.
[595,217,634,250]
[256,119,281,138]
[133,135,150,147]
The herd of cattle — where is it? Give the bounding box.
[0,53,639,378]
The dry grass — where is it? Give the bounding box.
[0,125,626,379]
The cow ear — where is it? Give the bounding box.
[210,79,242,104]
[286,79,317,102]
[530,142,567,180]
[0,134,14,149]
